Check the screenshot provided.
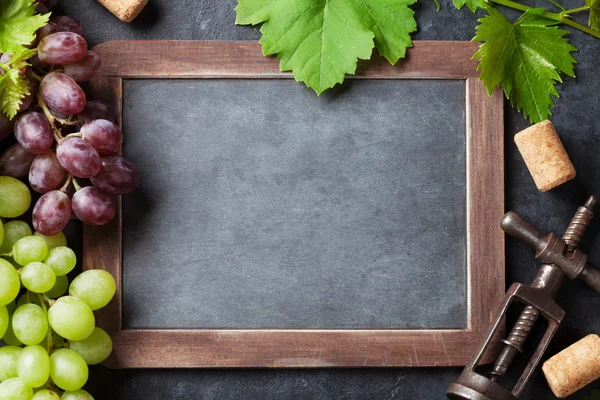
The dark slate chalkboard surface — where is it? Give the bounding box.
[121,78,467,329]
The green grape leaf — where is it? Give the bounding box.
[0,48,36,119]
[235,0,417,94]
[453,0,487,13]
[580,389,600,400]
[0,0,49,54]
[588,0,600,31]
[473,8,576,123]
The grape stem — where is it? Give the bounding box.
[27,69,43,82]
[488,0,600,39]
[37,293,53,353]
[65,132,83,138]
[60,174,73,193]
[35,91,64,142]
[72,177,83,191]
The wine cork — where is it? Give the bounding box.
[542,334,600,398]
[514,120,576,192]
[97,0,148,23]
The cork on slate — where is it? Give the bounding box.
[542,334,600,398]
[514,120,576,192]
[97,0,148,22]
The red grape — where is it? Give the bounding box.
[91,155,140,195]
[81,119,122,154]
[29,151,66,194]
[63,51,101,82]
[37,32,87,65]
[14,111,54,154]
[0,112,13,141]
[72,186,116,226]
[40,72,86,115]
[50,16,85,37]
[18,91,34,112]
[0,143,36,178]
[78,100,116,123]
[33,190,72,236]
[56,137,101,178]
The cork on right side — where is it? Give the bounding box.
[542,334,600,398]
[514,120,576,192]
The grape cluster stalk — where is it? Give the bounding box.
[0,0,140,237]
[0,218,115,400]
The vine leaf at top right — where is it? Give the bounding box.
[472,8,576,124]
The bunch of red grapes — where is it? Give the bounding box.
[0,1,139,236]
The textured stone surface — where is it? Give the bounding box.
[56,0,600,399]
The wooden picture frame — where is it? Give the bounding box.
[84,40,504,368]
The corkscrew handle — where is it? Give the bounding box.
[501,211,548,252]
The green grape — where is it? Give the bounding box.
[49,349,88,391]
[2,317,22,346]
[44,247,76,276]
[0,346,21,382]
[21,262,56,293]
[12,236,48,266]
[34,231,67,250]
[61,389,95,400]
[0,377,33,400]
[0,221,32,254]
[0,378,34,400]
[0,220,4,248]
[69,270,116,311]
[47,296,94,341]
[17,345,50,388]
[12,304,48,345]
[69,327,112,365]
[33,390,61,399]
[0,177,32,218]
[0,259,20,306]
[45,275,69,299]
[0,305,8,338]
[16,293,44,308]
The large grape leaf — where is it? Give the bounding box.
[0,48,36,119]
[473,8,576,123]
[235,0,417,94]
[588,0,600,31]
[0,0,49,54]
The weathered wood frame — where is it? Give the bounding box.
[84,40,504,368]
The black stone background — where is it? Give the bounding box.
[47,0,600,398]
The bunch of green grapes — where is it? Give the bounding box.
[0,208,116,399]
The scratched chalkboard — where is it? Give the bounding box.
[120,78,467,330]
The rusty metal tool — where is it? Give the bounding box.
[447,195,600,400]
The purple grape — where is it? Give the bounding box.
[0,112,13,141]
[0,143,36,178]
[39,0,57,8]
[29,151,66,193]
[14,111,54,154]
[50,16,85,37]
[91,155,140,195]
[37,32,87,65]
[18,91,35,112]
[72,186,116,226]
[40,72,86,115]
[63,50,101,82]
[36,3,49,14]
[81,119,123,154]
[33,190,72,236]
[78,100,116,123]
[56,137,101,178]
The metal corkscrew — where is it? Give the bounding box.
[447,195,600,400]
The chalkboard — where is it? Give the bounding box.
[84,40,505,368]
